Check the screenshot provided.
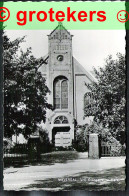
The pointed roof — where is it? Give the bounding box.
[49,22,72,37]
[73,57,97,82]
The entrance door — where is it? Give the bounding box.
[52,127,71,147]
[55,131,71,147]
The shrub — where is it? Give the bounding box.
[86,122,124,156]
[53,146,74,151]
[72,127,88,152]
[39,128,53,153]
[9,143,28,154]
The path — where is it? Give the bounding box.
[4,152,125,190]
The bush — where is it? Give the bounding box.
[86,122,125,156]
[72,127,88,152]
[121,144,126,156]
[9,143,28,154]
[39,128,53,153]
[53,146,74,151]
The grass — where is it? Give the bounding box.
[4,151,79,168]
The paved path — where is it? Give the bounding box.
[4,152,125,190]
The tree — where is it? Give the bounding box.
[4,33,52,139]
[72,125,89,152]
[84,54,125,144]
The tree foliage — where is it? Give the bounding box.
[39,128,53,153]
[84,54,125,143]
[4,33,52,138]
[73,127,88,152]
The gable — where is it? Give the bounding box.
[38,55,96,83]
[73,57,96,82]
[49,22,72,40]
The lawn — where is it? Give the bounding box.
[4,151,80,168]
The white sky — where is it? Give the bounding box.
[6,29,125,72]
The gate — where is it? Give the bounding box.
[87,134,125,158]
[101,143,124,157]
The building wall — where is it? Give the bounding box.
[75,75,93,126]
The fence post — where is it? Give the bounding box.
[88,133,101,159]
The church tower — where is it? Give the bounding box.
[46,22,75,147]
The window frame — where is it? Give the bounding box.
[53,76,69,110]
[84,92,96,116]
[84,92,92,107]
[54,116,69,124]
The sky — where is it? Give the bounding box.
[5,29,125,72]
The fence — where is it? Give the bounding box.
[4,144,28,156]
[4,140,43,167]
[101,145,112,156]
[4,144,29,167]
[101,144,125,157]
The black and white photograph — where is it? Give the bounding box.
[3,22,126,191]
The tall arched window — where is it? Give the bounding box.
[84,92,96,116]
[84,92,91,106]
[84,92,93,108]
[54,76,68,109]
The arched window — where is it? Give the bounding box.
[84,92,94,107]
[54,76,68,109]
[84,92,96,116]
[54,116,68,124]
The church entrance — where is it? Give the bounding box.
[52,126,71,147]
[52,115,72,147]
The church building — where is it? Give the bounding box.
[39,22,95,147]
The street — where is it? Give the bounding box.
[4,151,125,191]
